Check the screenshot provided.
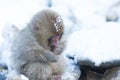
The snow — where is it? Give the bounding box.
[111,70,120,80]
[53,16,63,32]
[0,0,120,79]
[6,70,29,80]
[64,23,120,66]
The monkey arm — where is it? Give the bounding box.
[49,55,65,75]
[34,44,58,62]
[45,41,65,62]
[43,50,58,62]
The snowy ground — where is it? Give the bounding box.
[0,0,120,80]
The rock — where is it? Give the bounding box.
[79,60,120,72]
[79,69,102,80]
[106,12,118,22]
[101,67,120,80]
[78,60,120,80]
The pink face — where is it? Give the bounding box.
[48,34,62,52]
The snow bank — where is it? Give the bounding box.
[64,22,120,66]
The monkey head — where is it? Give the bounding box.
[29,9,64,52]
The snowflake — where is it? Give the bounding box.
[53,16,63,32]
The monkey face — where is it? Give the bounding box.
[29,9,64,50]
[48,33,63,52]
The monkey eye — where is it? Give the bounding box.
[48,36,53,43]
[48,36,54,45]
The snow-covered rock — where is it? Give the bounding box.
[101,67,120,80]
[64,23,120,66]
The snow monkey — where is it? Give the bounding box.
[10,9,66,80]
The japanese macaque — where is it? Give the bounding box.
[9,9,66,80]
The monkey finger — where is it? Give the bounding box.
[51,75,61,80]
[54,48,63,55]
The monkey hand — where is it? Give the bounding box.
[54,42,65,55]
[43,50,58,62]
[51,75,61,80]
